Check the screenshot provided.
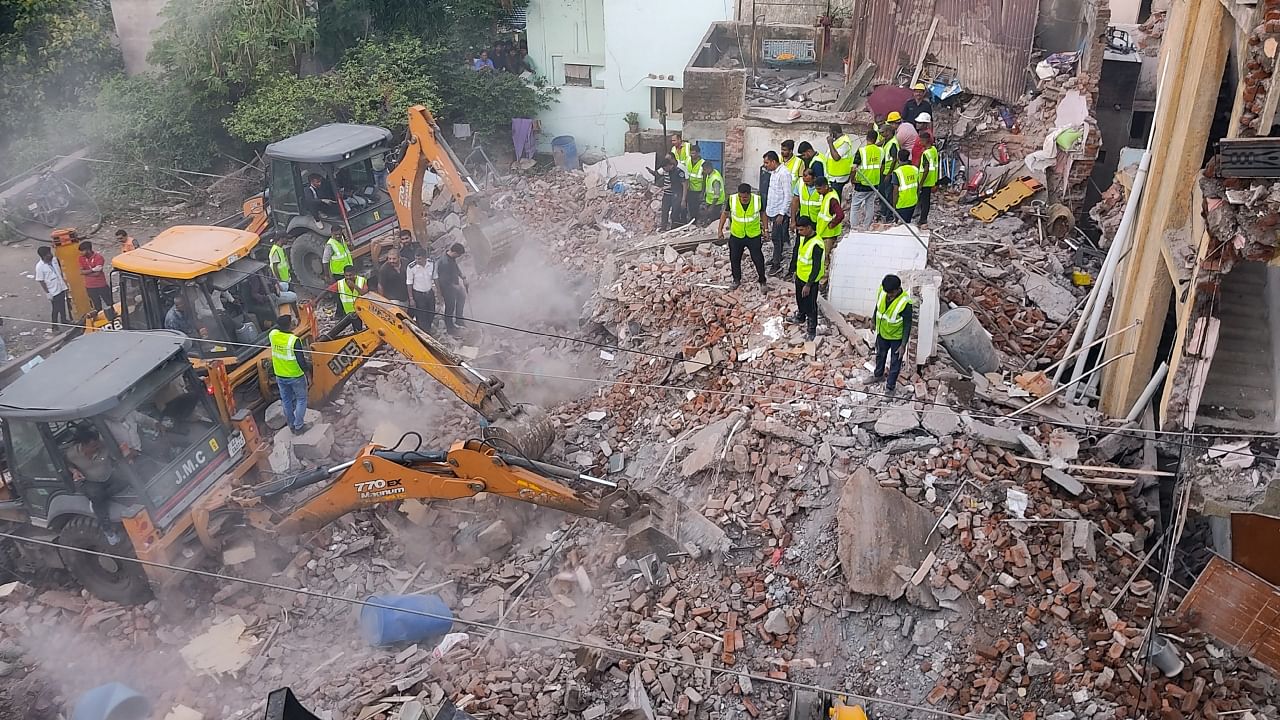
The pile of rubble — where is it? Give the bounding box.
[747,71,845,111]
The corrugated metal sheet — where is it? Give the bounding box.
[1178,555,1280,675]
[866,0,1036,104]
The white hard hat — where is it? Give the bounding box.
[915,113,932,123]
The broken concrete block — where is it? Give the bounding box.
[1018,433,1048,460]
[679,412,743,477]
[966,420,1023,449]
[910,619,940,646]
[874,406,920,437]
[837,469,939,604]
[922,404,960,437]
[475,520,514,552]
[221,539,257,565]
[268,434,299,474]
[751,418,815,446]
[291,422,335,460]
[1043,468,1085,496]
[637,620,671,643]
[264,401,321,431]
[1022,272,1078,324]
[763,608,791,635]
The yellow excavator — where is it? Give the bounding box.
[0,331,725,604]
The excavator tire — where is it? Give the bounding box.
[57,516,152,605]
[288,231,332,295]
[485,404,556,460]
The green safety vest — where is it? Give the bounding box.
[784,155,804,193]
[855,144,883,187]
[337,276,367,314]
[921,146,940,188]
[684,158,705,192]
[881,137,901,176]
[729,194,762,237]
[269,329,304,378]
[327,236,352,275]
[672,142,690,166]
[704,170,725,206]
[875,289,912,340]
[269,242,291,283]
[795,235,826,283]
[826,135,854,181]
[816,189,842,238]
[798,183,823,221]
[894,165,920,209]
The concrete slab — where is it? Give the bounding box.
[836,468,939,603]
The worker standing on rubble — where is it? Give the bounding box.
[268,233,291,292]
[328,265,369,329]
[870,274,912,396]
[813,175,845,293]
[797,141,826,182]
[917,133,939,229]
[651,154,687,230]
[878,113,903,221]
[825,124,855,199]
[792,216,823,341]
[891,149,921,224]
[902,84,933,128]
[684,144,708,224]
[704,162,726,212]
[670,132,690,168]
[436,242,469,337]
[781,140,804,193]
[270,314,312,434]
[850,128,883,229]
[323,232,353,283]
[790,168,823,274]
[718,183,768,291]
[762,151,793,276]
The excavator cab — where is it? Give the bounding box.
[0,331,255,603]
[264,124,400,290]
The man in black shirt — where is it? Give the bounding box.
[377,248,409,305]
[650,154,687,230]
[902,83,933,129]
[436,243,469,336]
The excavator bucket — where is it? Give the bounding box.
[618,488,732,563]
[484,403,557,460]
[462,209,522,271]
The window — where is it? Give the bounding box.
[7,421,57,480]
[564,64,593,87]
[270,159,298,213]
[651,87,684,120]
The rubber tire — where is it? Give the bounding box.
[57,516,152,605]
[288,231,331,296]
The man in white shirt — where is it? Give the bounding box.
[35,246,70,331]
[406,246,436,331]
[762,151,794,277]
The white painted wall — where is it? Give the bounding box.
[1110,0,1142,24]
[526,0,733,156]
[828,227,930,316]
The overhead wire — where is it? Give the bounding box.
[0,530,977,720]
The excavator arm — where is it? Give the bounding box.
[236,439,729,561]
[308,292,555,458]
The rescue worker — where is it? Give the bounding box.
[825,123,855,199]
[870,274,912,396]
[910,113,933,164]
[878,113,903,221]
[797,141,826,183]
[850,128,883,229]
[917,133,940,229]
[792,216,823,342]
[704,162,726,210]
[789,168,823,274]
[781,140,804,194]
[717,183,768,291]
[268,233,291,292]
[323,232,353,283]
[891,149,921,224]
[813,175,844,257]
[684,144,707,223]
[270,314,312,434]
[669,132,690,167]
[328,264,369,329]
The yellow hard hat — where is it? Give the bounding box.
[886,111,902,122]
[912,82,927,91]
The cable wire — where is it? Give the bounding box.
[0,531,977,720]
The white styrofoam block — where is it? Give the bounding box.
[829,227,931,316]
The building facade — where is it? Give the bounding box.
[524,0,733,156]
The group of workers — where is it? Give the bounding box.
[651,83,936,394]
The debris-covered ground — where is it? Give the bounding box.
[0,165,1275,720]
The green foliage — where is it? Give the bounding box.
[83,75,226,204]
[0,0,120,177]
[226,36,553,146]
[148,0,317,101]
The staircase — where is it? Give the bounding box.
[1197,262,1280,431]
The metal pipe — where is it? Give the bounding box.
[1064,150,1151,398]
[1124,361,1169,423]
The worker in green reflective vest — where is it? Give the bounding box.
[704,163,726,209]
[825,123,855,199]
[323,232,353,282]
[781,139,804,194]
[327,264,369,329]
[669,132,690,168]
[917,132,940,230]
[877,112,903,221]
[850,128,883,229]
[269,314,312,434]
[891,149,921,224]
[870,274,913,396]
[717,183,767,291]
[684,143,708,223]
[792,216,824,342]
[268,233,292,292]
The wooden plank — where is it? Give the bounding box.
[909,18,940,87]
[1178,555,1280,675]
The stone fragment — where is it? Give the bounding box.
[874,406,920,437]
[291,423,335,460]
[763,608,791,636]
[1043,468,1084,496]
[1027,658,1054,677]
[476,520,514,552]
[921,405,961,437]
[966,420,1023,449]
[680,412,743,477]
[750,418,815,446]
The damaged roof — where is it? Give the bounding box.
[866,0,1036,104]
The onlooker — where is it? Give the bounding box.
[473,50,496,71]
[269,314,312,434]
[651,154,687,230]
[407,247,436,331]
[792,216,824,342]
[377,247,410,305]
[78,241,112,312]
[115,229,137,253]
[435,243,469,337]
[870,274,913,396]
[717,183,767,291]
[35,246,69,331]
[507,44,534,74]
[762,151,793,276]
[902,84,933,130]
[910,114,932,164]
